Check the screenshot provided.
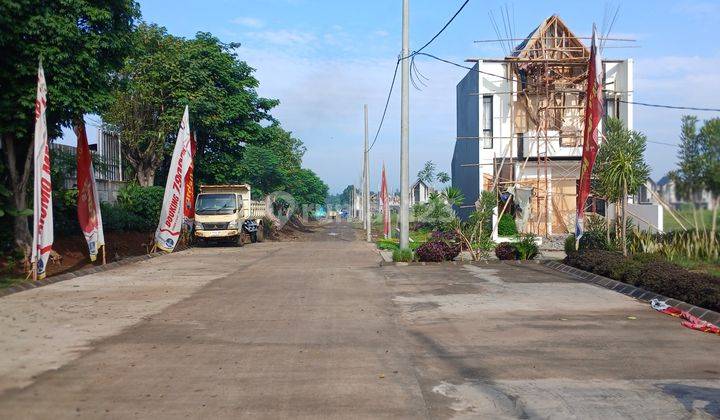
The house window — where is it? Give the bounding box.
[517,133,524,159]
[483,95,493,149]
[604,95,620,120]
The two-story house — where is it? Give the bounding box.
[452,15,634,235]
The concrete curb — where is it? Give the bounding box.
[379,258,544,267]
[543,260,720,326]
[0,247,191,299]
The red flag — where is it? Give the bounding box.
[380,163,390,239]
[75,120,104,262]
[184,131,196,220]
[576,26,603,241]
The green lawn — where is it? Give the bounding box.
[664,208,718,232]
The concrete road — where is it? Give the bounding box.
[0,221,718,419]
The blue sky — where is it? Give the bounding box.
[83,0,720,192]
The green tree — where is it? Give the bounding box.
[594,118,650,255]
[669,115,708,230]
[102,24,278,186]
[437,171,451,184]
[697,118,720,236]
[284,169,329,207]
[237,145,286,197]
[0,0,139,247]
[417,160,436,184]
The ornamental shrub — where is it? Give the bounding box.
[117,184,164,225]
[578,231,609,251]
[514,234,539,260]
[392,248,414,263]
[429,230,462,260]
[416,241,451,262]
[564,250,720,312]
[495,242,517,260]
[497,213,518,236]
[564,235,577,255]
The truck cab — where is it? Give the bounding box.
[194,184,265,246]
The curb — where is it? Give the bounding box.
[379,258,545,267]
[0,248,189,299]
[543,260,720,326]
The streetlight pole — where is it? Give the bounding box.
[364,104,371,242]
[399,0,410,250]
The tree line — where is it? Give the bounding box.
[0,1,327,251]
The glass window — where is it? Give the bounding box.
[483,95,493,149]
[195,194,237,215]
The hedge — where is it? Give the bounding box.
[52,185,165,236]
[565,250,720,312]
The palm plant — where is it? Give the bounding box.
[594,118,650,255]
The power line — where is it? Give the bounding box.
[414,0,470,56]
[368,0,472,152]
[415,53,720,113]
[367,59,400,152]
[618,100,720,113]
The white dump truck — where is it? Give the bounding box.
[194,184,266,246]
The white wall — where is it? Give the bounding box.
[607,202,664,233]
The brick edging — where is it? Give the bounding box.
[543,260,720,326]
[0,248,190,298]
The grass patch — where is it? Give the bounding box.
[0,274,24,289]
[665,208,719,232]
[672,256,720,278]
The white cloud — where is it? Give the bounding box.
[230,16,264,28]
[236,46,466,192]
[373,30,389,38]
[244,29,317,46]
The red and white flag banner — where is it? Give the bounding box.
[575,26,604,242]
[31,60,53,279]
[75,120,104,262]
[380,163,390,239]
[155,106,192,252]
[183,131,196,223]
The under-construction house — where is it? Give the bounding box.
[452,15,633,236]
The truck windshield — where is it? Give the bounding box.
[195,194,236,215]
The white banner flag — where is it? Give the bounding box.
[155,106,192,252]
[31,61,53,279]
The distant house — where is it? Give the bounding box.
[451,14,635,235]
[50,127,126,203]
[656,175,713,210]
[411,179,433,206]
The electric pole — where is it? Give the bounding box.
[364,104,371,242]
[399,0,410,250]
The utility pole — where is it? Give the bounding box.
[364,104,371,242]
[399,0,410,250]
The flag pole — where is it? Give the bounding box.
[102,245,106,265]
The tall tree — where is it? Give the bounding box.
[103,24,278,186]
[437,171,451,184]
[697,118,720,236]
[671,116,707,227]
[0,0,139,247]
[594,118,650,255]
[284,169,329,207]
[417,160,436,184]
